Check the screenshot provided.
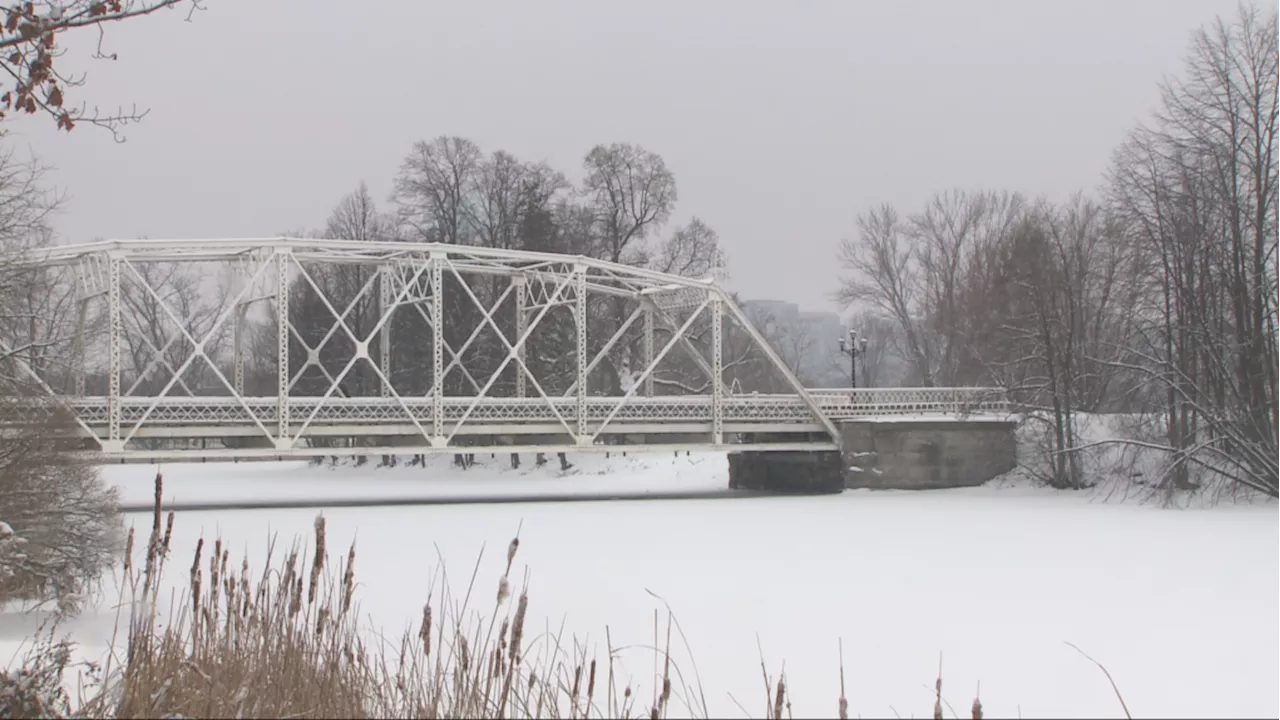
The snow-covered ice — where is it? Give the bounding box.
[103,452,731,507]
[3,451,1278,718]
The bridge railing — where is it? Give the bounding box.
[805,387,1011,416]
[0,387,1010,427]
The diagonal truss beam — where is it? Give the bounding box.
[122,319,197,397]
[381,262,487,396]
[719,291,841,442]
[117,254,280,446]
[432,281,516,397]
[649,301,723,394]
[286,322,348,397]
[589,296,712,442]
[0,337,102,445]
[381,270,509,398]
[287,256,435,444]
[562,303,646,398]
[286,264,381,393]
[443,258,579,443]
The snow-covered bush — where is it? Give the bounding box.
[0,402,123,613]
[0,631,72,719]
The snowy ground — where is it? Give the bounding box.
[105,451,732,507]
[3,452,1278,718]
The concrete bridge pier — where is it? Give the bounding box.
[728,418,1018,493]
[727,450,845,493]
[727,432,844,493]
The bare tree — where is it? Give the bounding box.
[0,146,120,615]
[581,143,677,265]
[649,217,723,278]
[393,136,483,244]
[0,146,66,387]
[326,181,399,244]
[469,152,569,251]
[1108,4,1278,496]
[836,203,937,385]
[0,403,122,614]
[838,191,1026,387]
[579,143,679,395]
[0,0,205,138]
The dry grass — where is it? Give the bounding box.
[2,472,1130,719]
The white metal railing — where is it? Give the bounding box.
[2,387,1009,428]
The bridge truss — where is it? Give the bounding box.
[0,238,1008,461]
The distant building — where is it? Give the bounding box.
[741,299,848,387]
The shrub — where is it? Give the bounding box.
[0,402,123,614]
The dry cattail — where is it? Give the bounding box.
[240,559,251,618]
[934,675,944,720]
[161,511,175,557]
[284,547,299,585]
[497,575,511,606]
[341,542,356,615]
[143,472,164,591]
[316,607,329,639]
[972,696,983,720]
[190,537,204,576]
[190,579,203,634]
[571,664,582,701]
[506,537,519,570]
[509,592,528,664]
[211,539,222,590]
[224,565,236,608]
[289,576,302,618]
[419,604,432,657]
[773,677,785,720]
[123,526,135,574]
[497,617,510,659]
[152,472,164,523]
[587,658,597,705]
[188,537,204,623]
[309,515,327,605]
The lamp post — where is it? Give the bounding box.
[837,329,869,389]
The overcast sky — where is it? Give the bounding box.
[7,0,1247,312]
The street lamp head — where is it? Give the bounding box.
[859,336,868,352]
[838,337,847,352]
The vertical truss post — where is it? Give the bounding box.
[514,275,526,399]
[105,254,121,452]
[711,294,724,445]
[275,248,291,448]
[643,306,654,397]
[73,297,88,397]
[430,254,444,445]
[379,264,392,397]
[574,264,587,444]
[233,304,246,395]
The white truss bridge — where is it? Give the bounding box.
[0,238,1009,461]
